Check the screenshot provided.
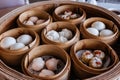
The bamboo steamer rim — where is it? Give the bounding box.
[22,45,71,79]
[53,4,86,23]
[42,21,80,46]
[0,28,40,55]
[80,17,119,39]
[17,9,52,28]
[70,39,119,74]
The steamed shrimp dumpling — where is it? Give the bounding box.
[46,58,59,71]
[31,57,45,71]
[39,69,55,77]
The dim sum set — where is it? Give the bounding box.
[41,21,80,50]
[23,16,46,26]
[22,45,71,80]
[70,39,119,79]
[86,21,114,37]
[28,56,65,77]
[59,10,80,20]
[53,4,86,25]
[17,10,52,32]
[0,3,119,80]
[80,17,119,45]
[0,28,40,66]
[46,28,73,43]
[76,50,105,69]
[0,34,32,50]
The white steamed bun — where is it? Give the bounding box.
[17,34,33,45]
[10,43,25,50]
[0,37,16,49]
[91,21,106,31]
[87,28,99,36]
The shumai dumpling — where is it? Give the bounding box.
[93,50,105,60]
[81,50,94,64]
[89,57,102,69]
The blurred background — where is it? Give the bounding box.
[29,0,120,3]
[29,0,120,11]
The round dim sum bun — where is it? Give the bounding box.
[59,28,73,39]
[46,30,59,41]
[100,29,114,37]
[39,69,55,77]
[59,36,68,43]
[31,57,45,71]
[0,37,16,49]
[10,43,25,50]
[91,21,106,31]
[17,34,33,45]
[87,28,99,36]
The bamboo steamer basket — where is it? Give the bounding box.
[70,39,119,79]
[0,1,120,80]
[0,28,40,66]
[41,21,80,51]
[22,45,71,80]
[53,4,86,25]
[80,17,119,45]
[17,9,53,33]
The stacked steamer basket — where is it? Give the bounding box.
[0,1,120,80]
